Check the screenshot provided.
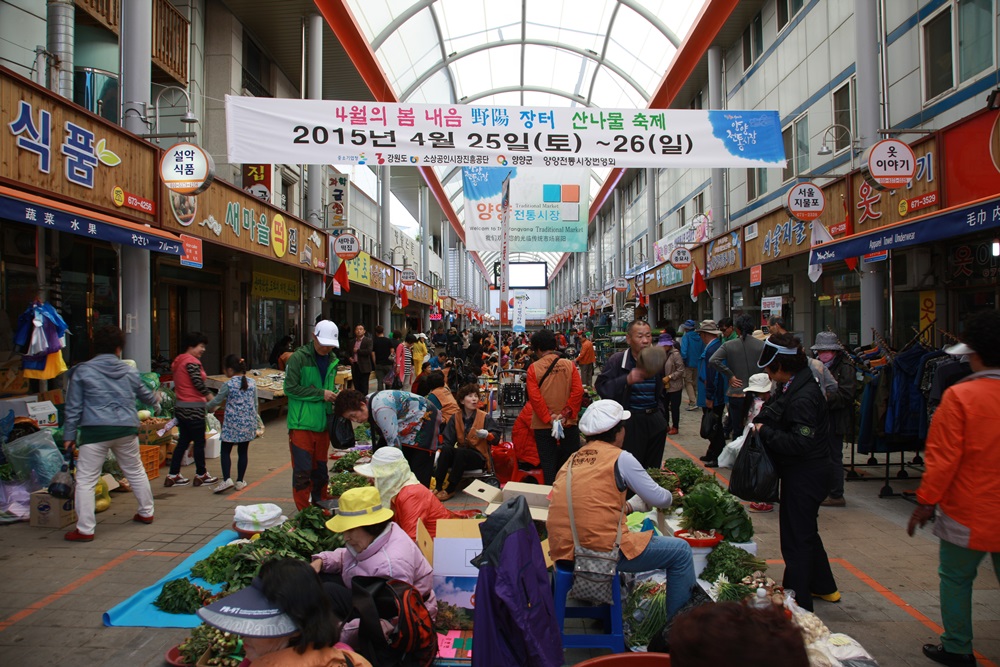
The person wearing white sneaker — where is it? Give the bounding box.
[213,478,235,493]
[234,480,248,491]
[206,355,259,493]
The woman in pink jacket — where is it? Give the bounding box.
[311,486,436,649]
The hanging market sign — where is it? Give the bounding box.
[328,173,350,227]
[785,181,825,221]
[864,139,916,189]
[668,246,692,269]
[333,233,361,260]
[409,281,433,305]
[614,277,628,292]
[242,164,272,201]
[400,268,417,285]
[160,179,328,272]
[653,219,710,264]
[345,251,371,285]
[852,138,938,229]
[705,230,743,278]
[1,68,157,223]
[160,142,215,195]
[225,97,786,169]
[462,167,589,252]
[811,195,1000,265]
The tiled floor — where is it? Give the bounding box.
[0,407,997,667]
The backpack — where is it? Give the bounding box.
[350,576,437,667]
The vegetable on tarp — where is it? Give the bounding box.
[699,541,767,585]
[154,578,211,614]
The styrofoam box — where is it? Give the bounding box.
[204,430,221,458]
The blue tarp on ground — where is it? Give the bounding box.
[102,529,238,628]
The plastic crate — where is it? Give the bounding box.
[140,445,160,480]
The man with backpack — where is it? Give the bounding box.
[526,329,584,485]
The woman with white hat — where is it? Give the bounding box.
[811,331,855,508]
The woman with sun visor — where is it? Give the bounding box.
[750,333,839,612]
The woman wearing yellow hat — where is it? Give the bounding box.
[310,487,436,649]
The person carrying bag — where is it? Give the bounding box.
[729,426,779,503]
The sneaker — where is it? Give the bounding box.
[686,405,700,411]
[213,478,235,494]
[193,473,219,487]
[748,502,774,513]
[812,590,842,603]
[821,496,846,507]
[922,644,977,666]
[65,529,94,542]
[668,427,679,435]
[164,474,189,487]
[234,480,247,491]
[703,460,719,468]
[132,513,154,524]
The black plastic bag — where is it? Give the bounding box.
[729,428,779,503]
[699,410,719,439]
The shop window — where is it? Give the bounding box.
[922,0,994,102]
[693,192,705,215]
[677,205,686,228]
[831,79,857,153]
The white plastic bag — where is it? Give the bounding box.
[234,503,287,531]
[551,416,565,440]
[718,424,751,469]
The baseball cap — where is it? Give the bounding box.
[944,342,975,356]
[197,576,298,638]
[579,400,631,436]
[313,320,340,347]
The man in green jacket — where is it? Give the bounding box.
[284,320,340,510]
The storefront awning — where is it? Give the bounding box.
[0,186,183,255]
[810,194,1000,265]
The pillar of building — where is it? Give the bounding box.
[304,14,325,327]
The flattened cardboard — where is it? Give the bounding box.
[462,479,553,521]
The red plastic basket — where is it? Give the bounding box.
[140,445,160,480]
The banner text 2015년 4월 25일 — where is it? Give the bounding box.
[225,97,786,170]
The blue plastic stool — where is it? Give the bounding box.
[553,561,626,653]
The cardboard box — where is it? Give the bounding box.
[0,395,38,418]
[462,479,553,521]
[417,518,483,637]
[101,473,120,492]
[29,490,76,528]
[26,400,58,427]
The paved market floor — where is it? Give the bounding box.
[0,409,997,667]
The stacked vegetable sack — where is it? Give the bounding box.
[159,507,344,665]
[623,459,768,649]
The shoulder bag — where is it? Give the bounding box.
[565,453,624,605]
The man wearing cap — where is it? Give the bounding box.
[596,320,669,469]
[575,331,596,386]
[908,310,1000,667]
[811,332,856,508]
[547,400,696,619]
[696,320,726,466]
[680,319,703,410]
[710,315,765,441]
[284,320,340,511]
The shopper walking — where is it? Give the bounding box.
[412,332,429,377]
[63,325,160,541]
[166,331,218,488]
[575,330,596,386]
[811,332,856,508]
[595,320,669,470]
[395,332,416,392]
[907,310,1000,667]
[680,319,703,411]
[206,355,258,493]
[661,333,684,435]
[371,326,394,391]
[283,320,340,511]
[349,324,374,393]
[526,329,584,484]
[696,320,726,466]
[752,333,838,613]
[710,314,765,441]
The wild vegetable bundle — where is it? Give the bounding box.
[646,468,682,506]
[329,471,371,497]
[623,580,668,649]
[154,578,218,614]
[699,541,767,585]
[679,482,754,543]
[663,458,719,492]
[178,624,244,666]
[331,450,363,473]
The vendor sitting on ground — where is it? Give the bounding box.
[310,487,436,650]
[546,399,696,620]
[433,383,502,500]
[356,447,475,539]
[198,558,370,667]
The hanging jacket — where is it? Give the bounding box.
[471,495,563,667]
[885,345,927,438]
[825,355,857,437]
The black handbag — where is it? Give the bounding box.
[699,410,720,439]
[729,427,780,503]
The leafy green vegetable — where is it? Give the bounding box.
[353,422,372,443]
[331,450,363,473]
[679,482,754,543]
[714,580,755,602]
[191,543,244,584]
[0,463,16,481]
[154,578,208,614]
[700,542,767,585]
[646,468,683,506]
[178,624,244,667]
[663,458,719,492]
[624,580,667,648]
[328,471,371,497]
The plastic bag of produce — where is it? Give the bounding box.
[2,428,64,488]
[234,503,287,532]
[0,480,35,523]
[135,372,161,413]
[718,424,751,469]
[729,427,779,503]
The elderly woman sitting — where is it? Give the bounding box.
[356,447,474,539]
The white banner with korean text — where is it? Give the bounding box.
[226,97,786,169]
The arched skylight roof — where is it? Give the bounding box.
[346,0,706,274]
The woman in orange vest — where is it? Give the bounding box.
[433,383,502,500]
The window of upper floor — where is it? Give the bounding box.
[777,0,806,32]
[742,11,764,71]
[782,114,809,183]
[690,91,704,110]
[831,78,858,153]
[747,167,767,202]
[922,0,995,103]
[242,32,272,98]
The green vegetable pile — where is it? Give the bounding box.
[646,468,682,506]
[699,541,767,585]
[178,624,245,666]
[0,463,15,482]
[331,450,363,473]
[679,482,754,543]
[663,458,719,492]
[623,580,668,649]
[329,471,371,497]
[154,578,213,614]
[713,578,755,602]
[353,422,372,443]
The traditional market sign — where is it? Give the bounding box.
[864,139,917,189]
[668,246,692,269]
[160,179,328,272]
[160,142,214,195]
[705,230,743,278]
[226,97,786,169]
[333,233,361,260]
[614,277,628,292]
[785,181,825,221]
[400,268,417,285]
[853,138,938,229]
[328,173,350,226]
[1,67,157,223]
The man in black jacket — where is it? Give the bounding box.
[594,320,668,469]
[811,332,856,508]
